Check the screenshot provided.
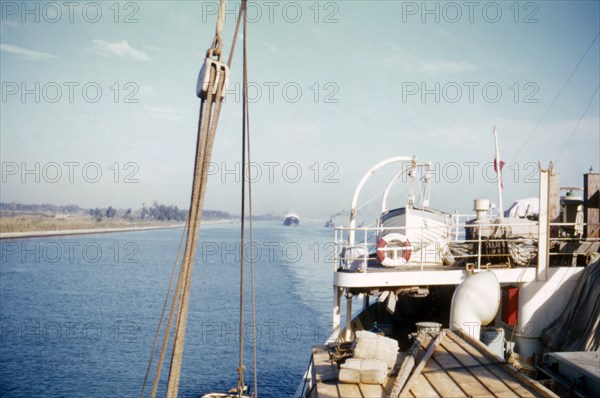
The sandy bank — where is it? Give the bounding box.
[0,224,188,240]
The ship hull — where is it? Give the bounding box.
[283,216,299,226]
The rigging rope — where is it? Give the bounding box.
[142,0,230,396]
[483,31,599,199]
[555,84,600,164]
[242,2,259,394]
[237,3,258,396]
[510,31,599,163]
[237,0,247,392]
[149,95,215,398]
[227,2,244,69]
[140,217,189,398]
[142,1,258,397]
[166,60,226,397]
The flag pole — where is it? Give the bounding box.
[493,126,504,217]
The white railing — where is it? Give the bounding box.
[334,220,598,273]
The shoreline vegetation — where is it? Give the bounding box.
[0,213,234,240]
[0,202,232,240]
[0,202,284,240]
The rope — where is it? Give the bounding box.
[236,3,257,395]
[166,63,226,397]
[164,20,229,397]
[509,31,599,163]
[242,2,259,394]
[150,97,211,398]
[555,84,600,163]
[215,0,226,41]
[150,234,187,398]
[163,1,236,394]
[142,1,253,396]
[140,217,189,398]
[208,0,227,59]
[227,2,244,69]
[237,0,247,392]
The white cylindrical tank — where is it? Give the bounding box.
[473,199,490,219]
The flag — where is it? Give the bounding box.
[494,158,505,188]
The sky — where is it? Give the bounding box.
[1,0,599,221]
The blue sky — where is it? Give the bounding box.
[1,1,599,219]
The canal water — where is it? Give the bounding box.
[0,222,335,397]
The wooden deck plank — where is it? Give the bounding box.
[449,333,539,398]
[317,380,342,398]
[420,356,468,397]
[358,382,387,398]
[312,330,557,398]
[337,382,364,397]
[312,346,339,382]
[439,334,517,397]
[409,373,441,398]
[456,330,559,397]
[430,344,494,397]
[406,332,468,398]
[400,331,446,397]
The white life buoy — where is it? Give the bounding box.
[376,233,411,267]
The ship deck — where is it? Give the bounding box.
[308,329,557,398]
[334,263,547,289]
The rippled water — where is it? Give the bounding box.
[0,223,334,397]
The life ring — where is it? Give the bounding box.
[376,233,411,267]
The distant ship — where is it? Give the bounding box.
[283,213,299,227]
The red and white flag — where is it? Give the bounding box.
[494,158,505,188]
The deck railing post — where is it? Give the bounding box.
[538,168,550,281]
[364,228,368,272]
[454,211,459,240]
[344,291,353,341]
[477,225,482,270]
[420,225,424,270]
[334,229,338,272]
[332,287,341,340]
